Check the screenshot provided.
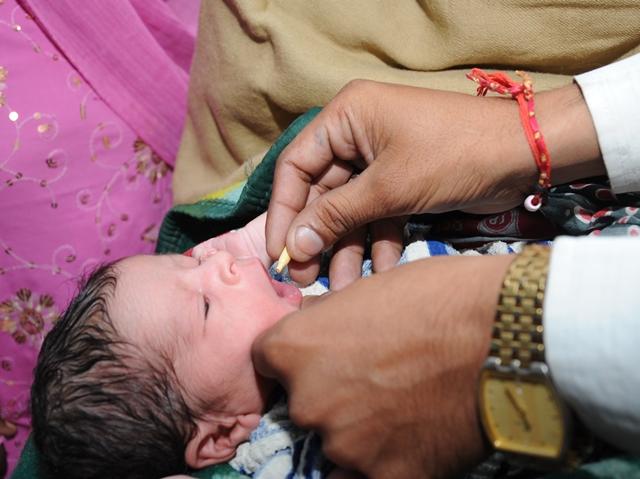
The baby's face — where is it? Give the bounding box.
[111,251,302,417]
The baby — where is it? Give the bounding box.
[31,213,341,479]
[31,209,521,479]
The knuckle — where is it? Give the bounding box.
[333,80,380,124]
[314,193,359,239]
[340,78,376,97]
[257,329,286,365]
[255,319,305,377]
[278,152,313,185]
[261,324,289,354]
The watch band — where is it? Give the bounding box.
[486,244,597,468]
[492,244,550,370]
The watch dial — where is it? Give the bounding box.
[480,371,566,459]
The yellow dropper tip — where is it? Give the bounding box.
[275,247,291,273]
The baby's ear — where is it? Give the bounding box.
[185,413,261,469]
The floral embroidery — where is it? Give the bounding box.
[0,65,7,107]
[0,289,58,345]
[133,138,171,186]
[1,357,12,371]
[141,222,159,244]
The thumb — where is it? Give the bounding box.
[285,173,381,262]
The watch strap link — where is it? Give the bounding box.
[492,244,551,370]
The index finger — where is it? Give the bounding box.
[266,116,333,260]
[266,104,364,260]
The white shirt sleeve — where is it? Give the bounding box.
[543,56,640,453]
[545,236,640,454]
[574,54,640,193]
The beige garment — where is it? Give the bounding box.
[174,0,640,204]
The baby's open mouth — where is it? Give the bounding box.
[252,259,302,304]
[270,278,301,302]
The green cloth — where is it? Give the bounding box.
[10,436,246,479]
[10,437,47,479]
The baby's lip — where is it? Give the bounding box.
[270,278,302,306]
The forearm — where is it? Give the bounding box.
[535,84,604,185]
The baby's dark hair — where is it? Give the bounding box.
[31,263,199,479]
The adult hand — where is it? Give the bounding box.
[253,254,514,478]
[266,80,602,286]
[190,212,270,267]
[0,443,5,479]
[0,418,16,477]
[0,419,16,439]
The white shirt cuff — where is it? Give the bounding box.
[544,236,640,454]
[574,54,640,194]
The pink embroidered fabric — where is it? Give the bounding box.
[0,0,198,475]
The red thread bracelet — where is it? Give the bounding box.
[466,68,551,212]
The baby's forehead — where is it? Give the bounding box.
[111,254,188,355]
[115,253,186,288]
[112,255,165,308]
[118,252,174,271]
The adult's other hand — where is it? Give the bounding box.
[252,254,514,478]
[266,80,601,286]
[0,419,16,478]
[0,420,16,439]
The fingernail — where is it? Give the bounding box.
[295,226,324,256]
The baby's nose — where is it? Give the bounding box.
[201,249,241,284]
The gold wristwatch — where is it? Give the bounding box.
[478,245,584,469]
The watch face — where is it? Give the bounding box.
[479,369,567,459]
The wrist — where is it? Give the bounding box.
[488,81,606,210]
[478,245,591,470]
[536,83,605,185]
